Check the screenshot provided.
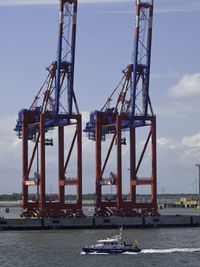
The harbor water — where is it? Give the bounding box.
[0,228,200,266]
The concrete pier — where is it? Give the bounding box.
[0,202,200,230]
[0,215,200,230]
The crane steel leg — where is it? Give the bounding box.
[58,114,84,217]
[58,125,65,204]
[130,126,136,205]
[95,115,102,215]
[22,111,28,210]
[116,115,122,214]
[40,114,46,214]
[93,115,158,217]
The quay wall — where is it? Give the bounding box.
[0,215,200,230]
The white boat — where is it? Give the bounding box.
[82,228,141,254]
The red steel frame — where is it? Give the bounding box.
[21,111,84,218]
[95,114,158,217]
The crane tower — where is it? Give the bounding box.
[14,0,84,218]
[84,0,158,216]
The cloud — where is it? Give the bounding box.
[0,0,128,6]
[157,137,176,150]
[181,133,200,148]
[155,0,200,14]
[93,0,200,14]
[151,72,182,80]
[155,101,199,119]
[0,115,21,168]
[157,134,200,167]
[157,135,199,174]
[151,73,163,79]
[0,0,56,5]
[156,134,200,193]
[168,73,200,99]
[2,0,200,18]
[154,73,200,119]
[155,7,200,14]
[136,133,200,193]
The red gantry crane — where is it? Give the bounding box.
[84,0,158,216]
[14,0,84,218]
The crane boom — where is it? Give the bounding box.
[14,0,78,140]
[84,0,154,140]
[131,0,154,120]
[55,0,77,117]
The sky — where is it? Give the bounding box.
[0,0,200,194]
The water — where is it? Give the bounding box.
[0,228,200,266]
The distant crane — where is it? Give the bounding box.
[14,0,84,218]
[84,0,158,216]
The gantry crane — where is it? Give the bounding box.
[14,0,84,218]
[84,0,158,216]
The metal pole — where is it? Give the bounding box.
[22,111,28,209]
[37,142,39,203]
[131,0,140,119]
[95,115,102,210]
[195,164,200,205]
[55,0,64,116]
[58,125,64,203]
[40,113,46,211]
[116,115,122,212]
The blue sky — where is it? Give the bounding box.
[0,0,200,194]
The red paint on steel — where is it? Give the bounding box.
[58,125,64,203]
[21,113,84,218]
[95,114,102,210]
[26,132,40,180]
[136,130,151,175]
[100,132,116,178]
[116,115,122,211]
[64,129,77,173]
[57,114,84,216]
[130,126,136,204]
[40,113,46,211]
[151,116,157,206]
[92,114,158,216]
[76,114,82,206]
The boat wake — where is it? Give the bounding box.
[81,248,200,255]
[124,248,200,254]
[81,252,109,255]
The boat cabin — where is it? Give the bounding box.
[93,238,122,249]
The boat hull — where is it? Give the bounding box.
[82,247,141,254]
